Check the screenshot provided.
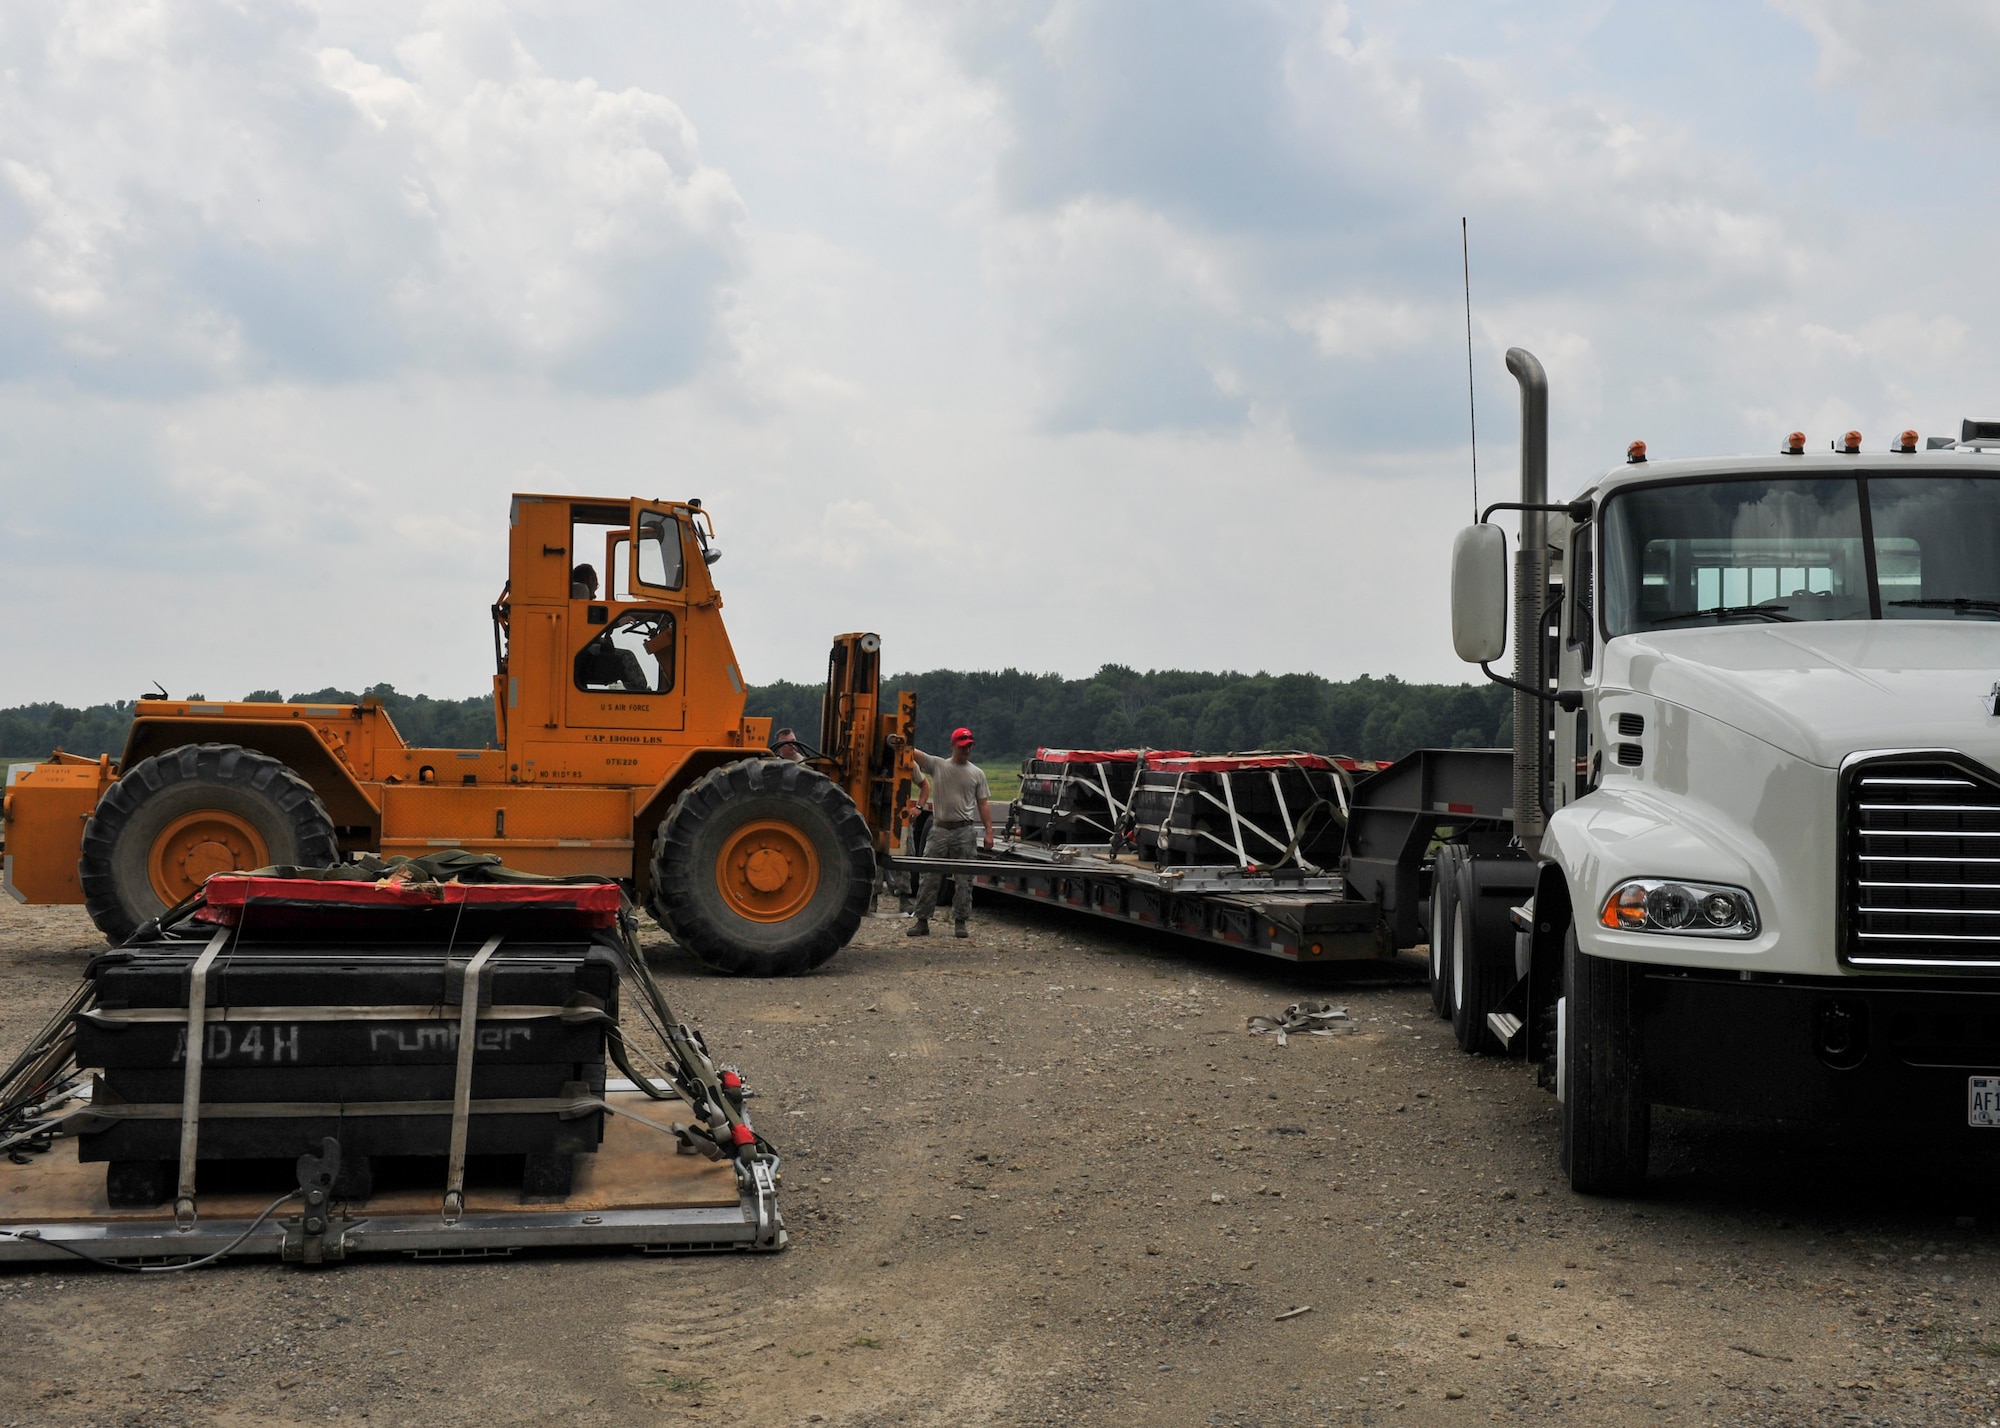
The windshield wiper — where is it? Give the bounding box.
[1889,598,2000,617]
[1687,604,1800,624]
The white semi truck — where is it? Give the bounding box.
[1444,347,2000,1192]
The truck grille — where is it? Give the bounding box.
[1845,757,2000,968]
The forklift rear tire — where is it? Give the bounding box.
[1561,926,1650,1195]
[650,758,873,977]
[78,743,340,945]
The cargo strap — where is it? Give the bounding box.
[442,936,501,1224]
[1246,1001,1352,1046]
[175,928,231,1231]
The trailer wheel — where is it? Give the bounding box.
[1428,847,1463,1020]
[78,743,339,945]
[1561,925,1650,1195]
[651,758,873,976]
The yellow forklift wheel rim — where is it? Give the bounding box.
[714,818,821,923]
[148,810,271,905]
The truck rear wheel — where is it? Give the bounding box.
[1450,855,1512,1054]
[78,743,339,945]
[650,758,872,977]
[1561,926,1650,1195]
[1428,847,1463,1020]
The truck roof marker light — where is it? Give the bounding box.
[1896,429,1919,453]
[1783,431,1806,455]
[1838,430,1862,454]
[1626,440,1647,464]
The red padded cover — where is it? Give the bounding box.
[1144,752,1388,775]
[1031,748,1193,765]
[196,874,624,926]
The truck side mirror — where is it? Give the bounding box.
[1451,524,1508,664]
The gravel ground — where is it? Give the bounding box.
[4,893,2000,1426]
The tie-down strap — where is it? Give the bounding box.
[175,928,231,1230]
[443,936,500,1223]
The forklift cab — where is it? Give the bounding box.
[494,495,747,772]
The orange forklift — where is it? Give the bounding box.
[1,493,917,976]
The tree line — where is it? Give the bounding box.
[751,667,1510,764]
[1,669,1509,766]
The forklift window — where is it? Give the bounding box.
[575,610,676,695]
[635,510,684,591]
[570,504,630,599]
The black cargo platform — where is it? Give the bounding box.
[0,866,785,1266]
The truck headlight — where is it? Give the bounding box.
[1599,879,1759,938]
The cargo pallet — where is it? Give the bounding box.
[0,868,785,1269]
[0,1079,781,1266]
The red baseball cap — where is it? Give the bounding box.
[950,726,975,746]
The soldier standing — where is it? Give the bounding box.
[906,727,992,939]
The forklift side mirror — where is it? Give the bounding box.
[1451,524,1508,664]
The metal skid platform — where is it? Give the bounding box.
[0,1082,784,1268]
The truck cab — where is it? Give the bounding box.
[1449,353,2000,1192]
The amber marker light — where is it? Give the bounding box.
[1626,439,1648,464]
[1896,429,1919,453]
[1783,431,1806,455]
[1840,430,1862,453]
[1602,883,1649,929]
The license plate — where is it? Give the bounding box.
[1971,1077,2000,1127]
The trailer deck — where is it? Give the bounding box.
[898,839,1398,964]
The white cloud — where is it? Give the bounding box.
[1775,0,2000,124]
[0,0,745,392]
[8,0,2000,711]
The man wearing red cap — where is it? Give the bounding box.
[906,726,993,939]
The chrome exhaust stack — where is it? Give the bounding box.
[1505,347,1549,850]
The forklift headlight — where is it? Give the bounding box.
[1600,878,1758,938]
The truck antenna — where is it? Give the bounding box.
[1462,216,1479,522]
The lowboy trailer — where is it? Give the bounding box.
[892,745,1519,970]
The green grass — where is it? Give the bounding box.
[653,1373,711,1393]
[981,766,1022,802]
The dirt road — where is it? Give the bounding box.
[4,895,2000,1427]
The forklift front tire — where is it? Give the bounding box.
[651,758,873,977]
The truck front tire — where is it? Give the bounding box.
[1561,926,1650,1195]
[78,743,339,945]
[651,758,873,976]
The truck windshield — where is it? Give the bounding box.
[1602,474,2000,636]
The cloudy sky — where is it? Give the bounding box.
[2,0,1994,705]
